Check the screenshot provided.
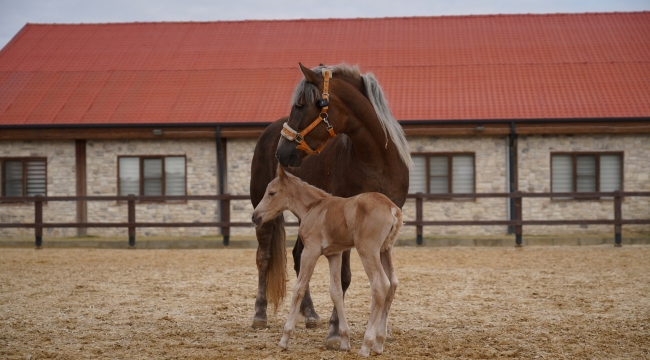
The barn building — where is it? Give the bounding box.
[1,12,649,241]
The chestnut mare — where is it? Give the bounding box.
[249,63,412,348]
[252,165,402,356]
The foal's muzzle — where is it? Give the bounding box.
[251,211,263,227]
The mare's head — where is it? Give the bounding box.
[252,165,295,226]
[275,63,361,167]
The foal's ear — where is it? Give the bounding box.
[299,63,323,86]
[276,163,288,181]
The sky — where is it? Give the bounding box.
[1,0,649,49]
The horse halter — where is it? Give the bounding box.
[281,69,337,155]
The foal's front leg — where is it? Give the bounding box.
[326,249,352,348]
[326,253,351,352]
[279,246,321,350]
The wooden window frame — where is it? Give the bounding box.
[0,157,48,202]
[411,152,476,197]
[550,151,624,200]
[117,155,187,201]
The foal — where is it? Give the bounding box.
[252,165,401,357]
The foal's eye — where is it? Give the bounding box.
[268,191,276,197]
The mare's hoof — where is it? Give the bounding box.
[305,316,320,329]
[325,335,341,350]
[251,319,268,329]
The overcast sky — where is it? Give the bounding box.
[1,0,649,49]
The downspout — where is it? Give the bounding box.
[216,126,229,246]
[508,122,517,234]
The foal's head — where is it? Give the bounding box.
[252,165,295,226]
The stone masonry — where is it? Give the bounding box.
[0,140,77,238]
[2,133,647,239]
[403,136,510,237]
[518,134,650,236]
[85,139,219,238]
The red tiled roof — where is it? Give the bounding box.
[0,12,649,125]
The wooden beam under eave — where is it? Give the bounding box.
[515,122,650,135]
[0,126,269,141]
[402,124,511,136]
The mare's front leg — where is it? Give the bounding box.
[325,249,351,349]
[326,253,351,352]
[279,245,321,350]
[252,216,278,328]
[293,235,320,328]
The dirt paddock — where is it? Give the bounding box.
[1,246,649,359]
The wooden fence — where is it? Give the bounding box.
[1,191,648,248]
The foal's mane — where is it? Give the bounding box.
[291,63,413,169]
[285,170,330,200]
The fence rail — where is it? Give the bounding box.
[1,191,649,248]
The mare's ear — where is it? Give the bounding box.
[277,164,288,181]
[299,63,322,86]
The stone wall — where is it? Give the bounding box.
[403,136,510,237]
[2,133,647,240]
[0,140,77,238]
[518,134,650,235]
[85,139,219,237]
[227,138,299,238]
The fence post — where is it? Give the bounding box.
[416,192,423,245]
[34,195,43,249]
[128,194,136,248]
[515,191,523,247]
[222,198,230,246]
[614,190,622,247]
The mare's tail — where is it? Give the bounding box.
[266,214,287,313]
[382,206,403,252]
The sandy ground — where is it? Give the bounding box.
[1,246,649,359]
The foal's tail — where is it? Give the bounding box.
[382,206,403,252]
[267,214,287,313]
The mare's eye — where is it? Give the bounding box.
[294,103,304,110]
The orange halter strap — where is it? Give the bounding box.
[280,69,337,155]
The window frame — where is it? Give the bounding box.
[550,151,624,199]
[117,155,187,200]
[0,157,48,201]
[410,152,476,197]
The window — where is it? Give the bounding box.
[551,152,622,197]
[118,156,186,196]
[409,153,475,194]
[1,158,47,197]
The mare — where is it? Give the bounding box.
[249,63,412,347]
[252,165,402,357]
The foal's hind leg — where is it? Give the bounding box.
[325,253,351,352]
[326,249,352,349]
[357,250,390,358]
[279,245,321,350]
[292,236,320,328]
[371,249,398,355]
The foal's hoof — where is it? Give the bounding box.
[251,318,268,329]
[358,347,371,357]
[325,335,341,350]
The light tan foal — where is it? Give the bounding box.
[252,165,401,357]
